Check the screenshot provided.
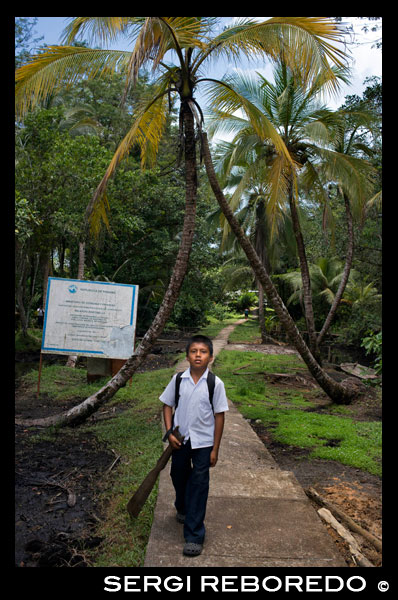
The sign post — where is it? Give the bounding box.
[38,278,139,395]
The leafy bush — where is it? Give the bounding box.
[235,291,257,311]
[207,303,231,321]
[361,331,382,374]
[170,293,209,328]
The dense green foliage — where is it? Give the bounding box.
[15,18,381,357]
[15,55,223,333]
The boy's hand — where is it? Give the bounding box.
[168,433,182,450]
[210,448,219,467]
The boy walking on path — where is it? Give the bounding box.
[160,335,229,557]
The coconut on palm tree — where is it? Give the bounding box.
[15,17,352,425]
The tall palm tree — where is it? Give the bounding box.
[217,177,296,343]
[304,106,378,346]
[207,63,375,362]
[15,17,350,425]
[202,131,358,403]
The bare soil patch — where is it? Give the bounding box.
[250,421,381,567]
[15,337,186,568]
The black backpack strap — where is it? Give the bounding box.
[172,370,216,418]
[174,371,183,409]
[207,371,216,413]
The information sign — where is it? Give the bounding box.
[41,278,139,359]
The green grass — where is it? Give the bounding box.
[196,312,241,338]
[228,317,262,343]
[87,366,175,566]
[15,328,42,352]
[213,349,382,477]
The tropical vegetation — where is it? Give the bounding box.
[15,18,382,424]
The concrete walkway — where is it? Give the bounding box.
[144,321,345,567]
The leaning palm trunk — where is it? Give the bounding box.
[19,105,198,428]
[254,206,272,344]
[317,191,354,346]
[287,177,321,363]
[202,133,356,404]
[257,282,267,343]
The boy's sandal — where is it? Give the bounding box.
[183,542,203,556]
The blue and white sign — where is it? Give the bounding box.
[41,278,139,358]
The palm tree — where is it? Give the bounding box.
[15,17,350,425]
[281,256,354,309]
[207,64,339,359]
[216,178,296,342]
[202,131,358,403]
[305,106,378,346]
[208,63,375,362]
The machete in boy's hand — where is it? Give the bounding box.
[127,426,184,518]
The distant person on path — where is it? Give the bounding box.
[244,308,249,319]
[36,306,44,328]
[160,334,229,557]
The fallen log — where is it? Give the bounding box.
[306,487,382,552]
[317,508,374,567]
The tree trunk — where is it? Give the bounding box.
[66,240,86,367]
[258,281,267,343]
[254,201,272,344]
[21,102,198,428]
[287,177,321,363]
[317,192,354,346]
[78,240,85,280]
[16,248,29,336]
[41,250,51,312]
[202,133,356,404]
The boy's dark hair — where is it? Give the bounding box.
[185,335,213,356]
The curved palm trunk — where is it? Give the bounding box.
[202,133,355,404]
[317,191,354,346]
[255,201,271,344]
[257,282,268,343]
[287,177,321,363]
[24,103,198,427]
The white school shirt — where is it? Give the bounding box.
[159,367,229,449]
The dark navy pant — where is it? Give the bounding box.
[170,439,212,544]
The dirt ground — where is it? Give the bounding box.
[15,337,382,568]
[14,338,188,568]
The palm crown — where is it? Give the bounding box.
[16,18,349,213]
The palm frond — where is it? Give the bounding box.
[365,190,382,212]
[316,148,376,218]
[204,77,292,163]
[125,17,207,88]
[265,154,291,240]
[85,87,170,234]
[15,46,131,118]
[198,17,348,88]
[61,17,135,46]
